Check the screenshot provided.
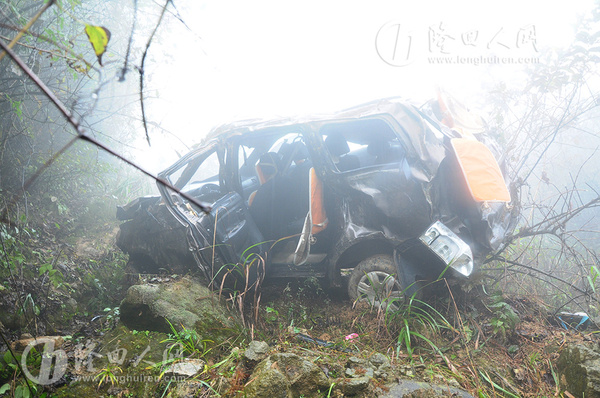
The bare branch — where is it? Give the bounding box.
[119,0,138,82]
[487,256,600,306]
[139,0,171,146]
[0,35,211,223]
[0,0,55,63]
[0,22,97,72]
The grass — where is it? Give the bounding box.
[94,362,122,389]
[160,319,213,359]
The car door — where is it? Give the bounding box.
[157,141,266,278]
[317,117,433,239]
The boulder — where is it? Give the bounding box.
[558,343,600,397]
[119,277,242,344]
[245,353,329,397]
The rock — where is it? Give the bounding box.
[340,376,370,395]
[345,367,374,378]
[558,343,600,397]
[382,379,475,398]
[369,353,389,367]
[10,336,64,352]
[165,358,205,377]
[244,363,291,398]
[347,356,367,367]
[244,341,270,364]
[369,353,392,380]
[119,278,242,345]
[66,298,78,311]
[245,353,329,397]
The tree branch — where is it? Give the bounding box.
[0,36,211,223]
[139,0,171,145]
[0,0,55,63]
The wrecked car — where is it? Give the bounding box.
[117,96,518,309]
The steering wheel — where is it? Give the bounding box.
[200,183,220,196]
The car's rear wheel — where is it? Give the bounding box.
[347,254,404,311]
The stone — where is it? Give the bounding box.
[558,343,600,397]
[345,367,374,378]
[382,379,475,398]
[369,352,392,380]
[10,336,64,352]
[165,358,205,377]
[119,277,242,345]
[340,376,370,395]
[369,353,390,368]
[244,352,329,397]
[244,341,270,364]
[244,363,291,398]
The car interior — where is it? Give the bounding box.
[164,117,409,266]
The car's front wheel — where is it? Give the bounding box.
[347,254,404,311]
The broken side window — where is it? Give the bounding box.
[167,148,223,205]
[320,118,406,172]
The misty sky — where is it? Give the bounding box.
[126,0,594,172]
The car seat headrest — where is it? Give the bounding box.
[258,152,281,176]
[325,135,350,157]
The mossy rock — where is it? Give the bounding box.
[120,277,243,345]
[53,326,169,397]
[244,352,329,398]
[558,343,600,397]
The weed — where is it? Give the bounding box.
[38,262,64,289]
[18,294,40,317]
[212,238,266,332]
[486,292,519,340]
[0,347,42,398]
[94,362,122,389]
[161,320,212,358]
[387,295,451,362]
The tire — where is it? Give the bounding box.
[347,254,404,311]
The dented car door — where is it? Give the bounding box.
[157,141,265,278]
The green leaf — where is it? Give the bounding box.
[84,25,111,66]
[14,384,29,398]
[0,384,10,394]
[588,275,596,293]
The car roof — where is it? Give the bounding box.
[201,96,443,143]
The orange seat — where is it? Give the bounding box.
[249,153,280,207]
[309,168,328,234]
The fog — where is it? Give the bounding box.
[92,0,594,173]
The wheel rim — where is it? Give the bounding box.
[356,270,402,311]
